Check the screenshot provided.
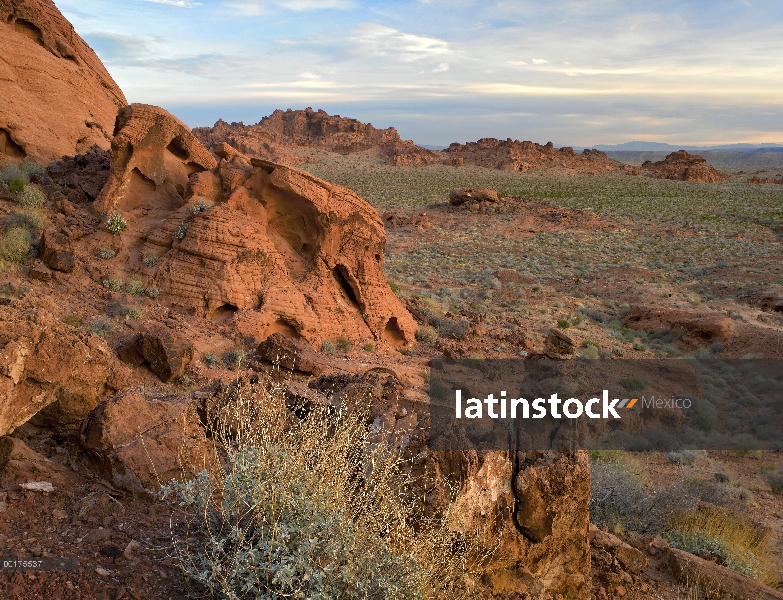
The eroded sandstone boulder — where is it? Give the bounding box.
[80,393,212,494]
[93,104,217,216]
[0,306,129,434]
[140,326,194,383]
[0,0,126,163]
[255,333,325,375]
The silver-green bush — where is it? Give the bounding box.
[161,380,476,600]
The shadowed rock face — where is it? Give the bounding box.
[93,105,417,348]
[640,150,728,183]
[0,0,126,163]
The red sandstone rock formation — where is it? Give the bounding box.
[193,107,441,166]
[441,138,634,174]
[640,150,728,183]
[748,176,783,185]
[88,105,416,349]
[0,0,126,163]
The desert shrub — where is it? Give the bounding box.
[97,247,116,259]
[436,318,469,340]
[3,210,45,231]
[336,337,352,351]
[415,325,439,343]
[363,342,375,352]
[202,352,223,368]
[620,377,646,392]
[63,315,82,328]
[146,286,160,299]
[189,197,212,215]
[666,506,774,582]
[88,317,113,337]
[142,253,158,267]
[8,178,25,194]
[0,227,33,262]
[556,317,570,329]
[223,348,247,368]
[590,454,694,536]
[125,306,144,320]
[174,222,190,240]
[160,379,475,600]
[0,164,26,184]
[580,346,599,360]
[763,468,783,494]
[15,185,46,209]
[102,277,124,292]
[321,340,335,353]
[105,213,127,235]
[125,280,145,295]
[20,159,45,178]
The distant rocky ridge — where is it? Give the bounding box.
[193,107,433,166]
[0,0,126,163]
[194,109,638,174]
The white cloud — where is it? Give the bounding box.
[352,23,452,62]
[276,0,354,10]
[225,0,266,15]
[433,62,449,72]
[507,60,527,66]
[531,58,548,64]
[299,71,321,79]
[142,0,201,7]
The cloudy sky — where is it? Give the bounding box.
[59,0,783,146]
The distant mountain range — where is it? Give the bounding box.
[585,141,783,153]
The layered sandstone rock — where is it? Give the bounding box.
[640,150,728,183]
[90,105,416,348]
[0,306,129,435]
[0,0,126,163]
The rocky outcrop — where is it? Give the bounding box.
[0,306,129,435]
[193,108,442,166]
[194,111,632,175]
[441,139,634,174]
[0,0,126,163]
[748,176,783,185]
[89,106,416,347]
[640,150,728,182]
[623,306,734,347]
[448,187,503,206]
[80,393,212,494]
